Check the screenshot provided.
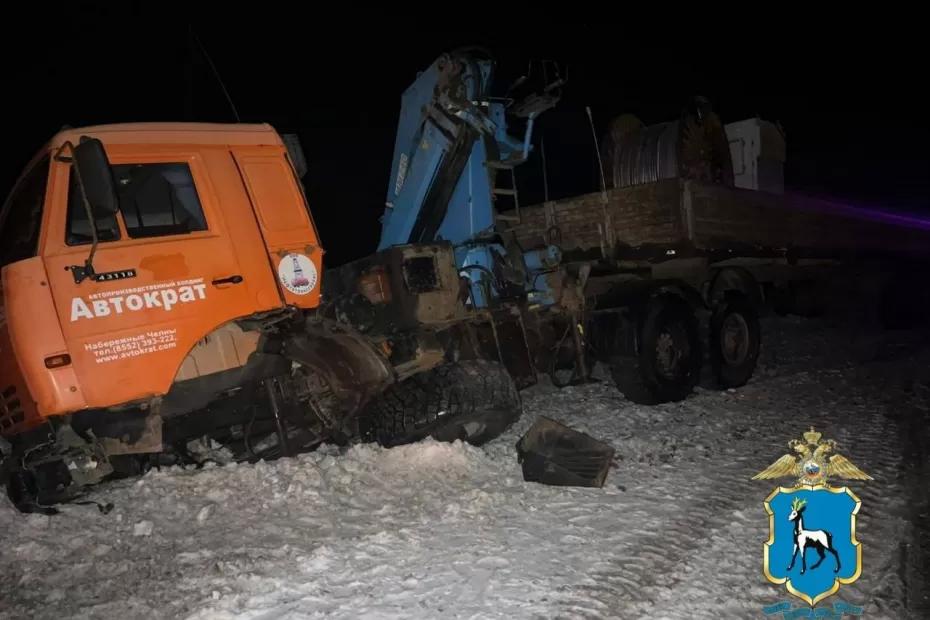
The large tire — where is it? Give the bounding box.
[611,295,702,405]
[710,296,761,388]
[360,359,522,448]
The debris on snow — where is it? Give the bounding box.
[196,504,214,524]
[132,520,154,537]
[516,416,615,487]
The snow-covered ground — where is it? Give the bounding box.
[2,317,929,619]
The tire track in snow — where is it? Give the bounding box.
[555,340,930,619]
[647,373,911,620]
[886,389,930,618]
[553,392,789,618]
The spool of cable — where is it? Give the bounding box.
[602,96,734,189]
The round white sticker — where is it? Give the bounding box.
[277,253,318,296]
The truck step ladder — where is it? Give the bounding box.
[490,165,521,225]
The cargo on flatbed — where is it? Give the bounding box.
[514,179,930,262]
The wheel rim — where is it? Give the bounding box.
[720,312,750,365]
[655,323,690,380]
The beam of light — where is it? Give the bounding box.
[783,192,930,231]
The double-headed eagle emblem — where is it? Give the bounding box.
[753,427,872,486]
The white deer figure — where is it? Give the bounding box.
[786,497,841,574]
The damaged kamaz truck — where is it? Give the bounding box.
[325,48,930,440]
[0,121,522,513]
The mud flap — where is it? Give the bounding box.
[516,416,615,487]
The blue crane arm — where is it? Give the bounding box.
[380,51,532,249]
[378,50,562,308]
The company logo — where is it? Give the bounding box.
[71,279,207,322]
[753,427,872,606]
[278,253,318,296]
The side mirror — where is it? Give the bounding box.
[62,137,119,284]
[73,137,119,217]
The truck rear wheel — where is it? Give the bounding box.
[360,359,522,448]
[710,296,760,388]
[612,296,702,404]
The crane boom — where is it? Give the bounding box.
[378,49,562,308]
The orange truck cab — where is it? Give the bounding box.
[0,123,395,510]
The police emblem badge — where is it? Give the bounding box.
[753,427,872,606]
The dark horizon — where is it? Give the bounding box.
[4,15,927,266]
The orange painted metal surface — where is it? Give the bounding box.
[232,147,323,310]
[0,123,323,435]
[1,258,87,433]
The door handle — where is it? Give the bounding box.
[212,275,244,286]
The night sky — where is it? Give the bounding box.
[4,12,927,267]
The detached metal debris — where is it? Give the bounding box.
[516,417,615,487]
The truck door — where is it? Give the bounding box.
[41,146,284,409]
[231,146,323,311]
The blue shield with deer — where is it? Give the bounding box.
[764,486,861,605]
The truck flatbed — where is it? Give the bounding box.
[514,179,930,261]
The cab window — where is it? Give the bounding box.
[67,162,208,245]
[0,155,51,267]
